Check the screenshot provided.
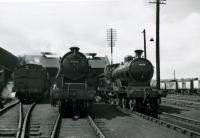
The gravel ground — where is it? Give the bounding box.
[160,102,200,121]
[89,103,189,138]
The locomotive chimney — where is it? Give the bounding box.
[89,53,97,58]
[70,47,79,56]
[134,49,143,58]
[70,47,80,52]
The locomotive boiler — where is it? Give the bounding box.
[51,47,96,117]
[107,50,160,113]
[112,50,154,84]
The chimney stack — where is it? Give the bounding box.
[134,49,143,58]
[70,47,80,52]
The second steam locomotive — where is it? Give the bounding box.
[51,47,97,117]
[98,50,160,113]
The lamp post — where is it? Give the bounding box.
[149,0,166,89]
[142,29,147,59]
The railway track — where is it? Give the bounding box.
[0,101,37,138]
[51,115,107,138]
[0,101,35,138]
[160,112,200,133]
[166,95,200,103]
[0,101,21,138]
[162,98,200,110]
[117,107,200,138]
[20,104,58,138]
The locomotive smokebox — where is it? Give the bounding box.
[134,50,143,58]
[60,47,89,81]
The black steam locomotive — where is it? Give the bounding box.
[13,64,50,103]
[99,50,160,113]
[51,47,96,117]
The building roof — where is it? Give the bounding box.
[88,56,110,69]
[24,55,59,68]
[39,56,59,68]
[0,47,19,71]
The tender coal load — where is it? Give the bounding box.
[112,50,154,82]
[61,47,89,81]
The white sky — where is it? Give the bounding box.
[0,0,200,79]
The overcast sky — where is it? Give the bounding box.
[0,0,200,79]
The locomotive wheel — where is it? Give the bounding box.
[135,98,144,111]
[116,98,120,106]
[121,98,126,109]
[149,98,158,113]
[129,99,136,111]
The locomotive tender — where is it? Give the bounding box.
[51,47,96,116]
[103,50,160,112]
[13,64,50,103]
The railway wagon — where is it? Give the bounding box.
[13,64,50,103]
[103,50,160,113]
[51,47,97,117]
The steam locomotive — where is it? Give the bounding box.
[51,47,97,117]
[13,64,50,103]
[98,50,160,113]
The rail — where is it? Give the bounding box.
[88,115,106,138]
[21,103,36,138]
[16,103,22,138]
[162,98,200,110]
[161,112,200,126]
[0,100,19,116]
[50,114,61,138]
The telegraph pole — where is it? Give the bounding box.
[107,28,117,65]
[142,29,147,58]
[173,70,176,80]
[150,0,166,89]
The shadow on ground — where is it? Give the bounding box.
[89,102,128,120]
